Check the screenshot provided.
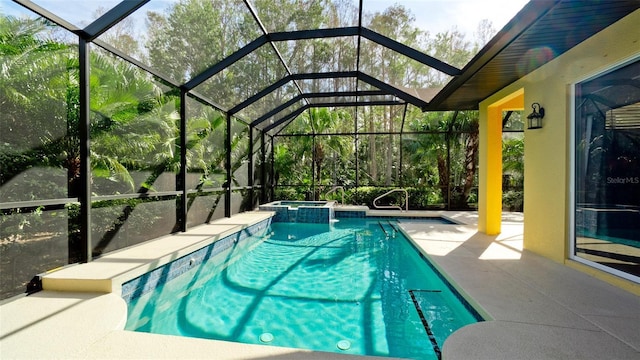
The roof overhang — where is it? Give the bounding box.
[426,0,640,111]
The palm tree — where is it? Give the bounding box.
[402,112,449,206]
[305,108,355,199]
[502,136,524,180]
[0,15,77,200]
[88,49,179,195]
[449,111,479,209]
[186,105,226,189]
[403,110,479,209]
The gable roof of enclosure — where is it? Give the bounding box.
[12,0,640,135]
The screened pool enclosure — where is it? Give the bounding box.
[2,0,637,299]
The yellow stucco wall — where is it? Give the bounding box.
[478,9,640,290]
[479,90,523,235]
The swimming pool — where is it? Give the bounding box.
[123,218,481,359]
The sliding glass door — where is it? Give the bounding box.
[573,58,640,281]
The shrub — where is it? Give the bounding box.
[503,190,523,212]
[274,187,307,201]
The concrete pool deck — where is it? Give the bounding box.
[1,211,639,359]
[397,211,640,359]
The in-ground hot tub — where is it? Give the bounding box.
[259,200,336,223]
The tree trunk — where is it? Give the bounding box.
[462,131,479,202]
[437,154,449,207]
[369,109,377,183]
[314,142,324,200]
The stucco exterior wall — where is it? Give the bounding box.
[478,10,640,285]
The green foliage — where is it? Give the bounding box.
[345,187,444,210]
[186,104,226,189]
[503,135,524,176]
[0,15,79,201]
[502,134,524,212]
[86,47,189,196]
[400,110,479,209]
[273,109,480,209]
[503,190,523,212]
[274,185,445,210]
[274,187,308,201]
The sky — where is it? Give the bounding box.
[3,0,530,39]
[364,0,530,40]
[1,0,173,28]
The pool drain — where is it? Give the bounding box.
[337,340,351,350]
[259,333,274,343]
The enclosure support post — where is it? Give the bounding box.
[446,111,458,210]
[447,135,451,210]
[248,126,254,209]
[178,90,188,232]
[311,135,316,200]
[354,109,360,204]
[225,113,232,217]
[260,131,266,203]
[354,7,362,205]
[78,38,92,263]
[270,135,275,201]
[399,104,408,186]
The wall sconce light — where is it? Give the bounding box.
[527,102,545,129]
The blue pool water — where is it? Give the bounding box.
[124,218,481,359]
